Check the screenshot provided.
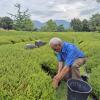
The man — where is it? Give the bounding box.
[49,37,87,89]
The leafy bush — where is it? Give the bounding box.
[0,30,100,99]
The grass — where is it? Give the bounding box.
[0,30,100,99]
[56,81,67,100]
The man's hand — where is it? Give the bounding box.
[52,75,60,89]
[54,74,59,79]
[56,67,70,82]
[52,66,70,89]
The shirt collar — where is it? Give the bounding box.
[61,42,66,52]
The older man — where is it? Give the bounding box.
[49,37,87,89]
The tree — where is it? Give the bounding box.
[41,19,57,32]
[9,3,34,31]
[40,24,48,32]
[57,25,65,32]
[0,17,13,30]
[46,19,57,32]
[89,13,100,31]
[71,18,82,31]
[82,19,90,32]
[0,17,2,28]
[20,19,34,31]
[96,26,100,32]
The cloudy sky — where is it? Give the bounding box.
[0,0,100,22]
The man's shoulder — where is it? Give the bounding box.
[63,42,69,48]
[63,42,75,49]
[63,42,74,46]
[61,42,73,52]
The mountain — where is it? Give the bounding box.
[55,20,70,29]
[33,20,70,29]
[33,21,43,29]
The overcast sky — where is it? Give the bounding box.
[0,0,100,22]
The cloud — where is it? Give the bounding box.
[96,0,100,2]
[0,0,100,22]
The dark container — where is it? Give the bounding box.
[67,79,92,100]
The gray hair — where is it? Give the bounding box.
[49,37,63,45]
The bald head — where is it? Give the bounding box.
[49,37,63,52]
[49,37,63,46]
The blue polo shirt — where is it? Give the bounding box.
[55,42,85,67]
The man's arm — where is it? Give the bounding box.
[52,62,65,89]
[55,66,70,81]
[57,61,63,74]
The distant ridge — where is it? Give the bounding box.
[33,20,70,29]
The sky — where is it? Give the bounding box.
[0,0,100,22]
